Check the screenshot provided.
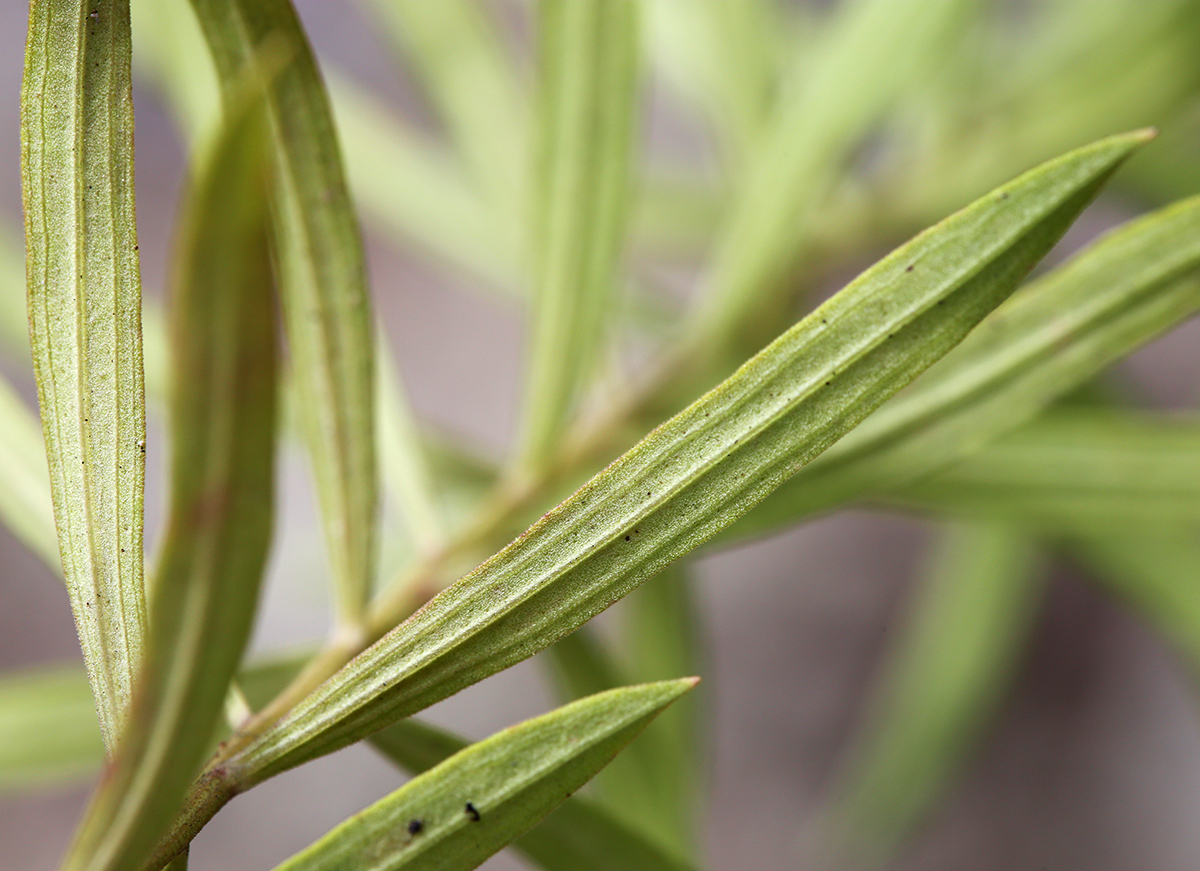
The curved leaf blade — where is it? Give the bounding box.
[274,679,696,871]
[728,192,1200,543]
[190,0,378,629]
[370,717,694,871]
[59,69,278,871]
[21,0,148,753]
[221,132,1145,787]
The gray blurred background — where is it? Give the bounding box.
[4,1,1200,869]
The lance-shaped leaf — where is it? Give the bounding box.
[184,133,1146,802]
[544,624,693,861]
[517,0,640,471]
[359,0,526,215]
[370,716,695,871]
[190,0,378,628]
[813,523,1041,869]
[900,409,1200,530]
[726,193,1200,544]
[58,70,278,871]
[0,373,58,570]
[273,679,696,871]
[21,0,147,753]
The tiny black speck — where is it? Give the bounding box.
[624,535,631,541]
[407,819,423,835]
[905,264,914,272]
[465,802,481,822]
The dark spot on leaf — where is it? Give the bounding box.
[465,802,481,821]
[624,535,631,541]
[905,264,914,272]
[407,819,423,835]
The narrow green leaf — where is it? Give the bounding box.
[59,67,277,871]
[727,193,1200,543]
[689,0,971,344]
[21,0,148,753]
[190,0,378,629]
[901,409,1200,530]
[370,717,694,871]
[544,622,693,861]
[617,564,702,850]
[517,0,640,471]
[359,0,526,214]
[814,523,1041,868]
[273,680,697,871]
[212,133,1143,792]
[1076,534,1200,673]
[0,373,58,570]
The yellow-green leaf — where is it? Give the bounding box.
[200,133,1142,801]
[370,716,694,871]
[21,0,148,753]
[728,193,1200,543]
[59,65,278,871]
[189,0,378,629]
[274,680,696,871]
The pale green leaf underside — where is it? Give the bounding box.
[816,523,1041,867]
[21,0,147,754]
[726,192,1200,543]
[274,680,695,871]
[189,0,378,628]
[226,132,1144,785]
[60,67,277,871]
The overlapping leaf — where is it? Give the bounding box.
[59,67,278,871]
[902,409,1200,530]
[727,193,1200,543]
[190,0,378,628]
[197,134,1144,801]
[274,680,695,871]
[370,716,694,871]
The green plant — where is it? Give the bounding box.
[4,0,1200,869]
